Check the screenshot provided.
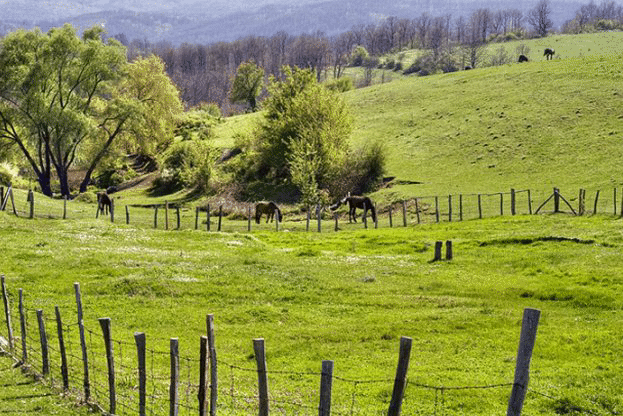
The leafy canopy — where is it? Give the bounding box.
[230,60,264,112]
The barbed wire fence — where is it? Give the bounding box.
[2,185,622,234]
[1,275,617,415]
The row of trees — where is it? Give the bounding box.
[118,0,563,110]
[562,0,623,32]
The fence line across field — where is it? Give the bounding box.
[1,274,610,415]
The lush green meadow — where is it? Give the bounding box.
[1,206,622,414]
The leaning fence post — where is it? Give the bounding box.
[415,198,421,224]
[135,332,146,416]
[388,336,412,416]
[207,314,218,416]
[253,338,269,416]
[199,336,209,416]
[37,309,49,376]
[507,308,541,416]
[55,306,69,390]
[18,289,27,363]
[1,275,14,350]
[593,190,600,215]
[99,317,116,415]
[74,283,90,401]
[319,360,334,416]
[528,190,533,215]
[218,206,223,232]
[170,338,180,416]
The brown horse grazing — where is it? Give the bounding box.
[255,201,283,224]
[97,192,112,215]
[544,48,555,60]
[330,194,377,223]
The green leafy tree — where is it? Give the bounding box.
[256,67,352,201]
[0,25,182,196]
[230,60,264,111]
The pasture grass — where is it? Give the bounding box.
[1,208,622,414]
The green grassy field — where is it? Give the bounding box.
[1,207,622,415]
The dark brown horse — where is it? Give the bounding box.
[97,192,112,215]
[255,201,283,224]
[330,194,376,223]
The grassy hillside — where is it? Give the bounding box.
[213,32,623,207]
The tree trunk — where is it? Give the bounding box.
[37,172,53,197]
[57,167,71,197]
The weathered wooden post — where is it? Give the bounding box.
[207,314,218,416]
[459,194,463,221]
[217,205,223,232]
[615,188,618,216]
[448,195,452,222]
[402,200,407,227]
[74,283,90,401]
[435,196,440,223]
[110,198,115,223]
[176,206,181,230]
[318,360,334,416]
[446,240,453,260]
[478,194,482,219]
[415,198,421,224]
[207,204,211,232]
[275,209,279,232]
[28,189,34,219]
[511,189,516,215]
[389,206,393,228]
[499,193,504,216]
[507,308,541,416]
[317,205,322,233]
[528,190,533,215]
[63,195,68,220]
[594,190,600,215]
[433,241,443,262]
[306,207,311,232]
[170,338,180,416]
[363,202,368,229]
[553,188,560,213]
[1,275,14,350]
[199,336,209,416]
[37,309,49,376]
[248,206,252,232]
[55,306,69,390]
[254,338,269,416]
[18,289,27,363]
[153,206,158,228]
[334,212,339,232]
[195,207,200,230]
[165,201,169,230]
[135,332,147,416]
[125,205,130,225]
[374,203,378,229]
[388,337,412,416]
[99,317,116,415]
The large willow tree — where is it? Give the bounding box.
[0,24,182,196]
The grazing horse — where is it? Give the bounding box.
[97,192,112,215]
[255,201,283,224]
[518,54,529,63]
[543,48,555,60]
[330,194,377,223]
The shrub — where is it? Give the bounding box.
[328,141,386,197]
[324,77,354,93]
[156,139,215,192]
[350,45,369,66]
[0,164,15,186]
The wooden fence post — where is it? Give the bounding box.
[35,309,49,376]
[8,187,17,216]
[207,314,218,416]
[199,336,209,416]
[415,199,421,224]
[63,196,68,220]
[511,189,516,215]
[389,206,393,228]
[275,209,279,232]
[110,198,115,223]
[448,195,452,222]
[615,188,618,216]
[478,194,482,219]
[248,206,252,232]
[334,212,339,232]
[553,188,560,213]
[170,338,180,416]
[125,205,130,225]
[306,207,311,232]
[446,240,453,260]
[195,207,199,230]
[135,332,147,416]
[99,317,116,415]
[374,203,378,229]
[253,338,269,416]
[1,275,14,350]
[402,200,407,227]
[435,196,440,223]
[165,201,169,230]
[388,336,412,416]
[18,289,27,363]
[528,190,533,215]
[459,194,463,221]
[363,202,368,229]
[154,206,158,228]
[74,283,90,401]
[318,360,334,416]
[207,205,211,232]
[28,189,34,219]
[176,206,181,230]
[433,241,443,262]
[499,193,504,216]
[507,308,541,416]
[0,187,3,209]
[317,205,322,233]
[620,189,623,218]
[593,190,600,215]
[218,206,223,232]
[54,306,69,390]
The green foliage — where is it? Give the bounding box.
[324,77,354,92]
[254,67,352,199]
[329,141,387,196]
[230,60,265,111]
[194,102,222,118]
[0,163,16,186]
[156,139,215,192]
[350,45,369,66]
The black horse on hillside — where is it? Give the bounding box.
[544,48,555,60]
[97,192,112,216]
[255,201,283,224]
[330,193,377,223]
